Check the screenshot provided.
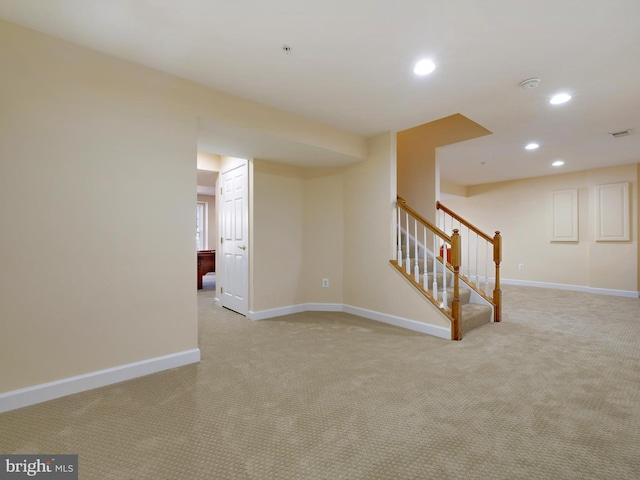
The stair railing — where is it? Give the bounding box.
[436,201,502,322]
[393,196,462,340]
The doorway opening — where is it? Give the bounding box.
[196,152,249,317]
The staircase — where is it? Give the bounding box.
[392,196,502,340]
[396,243,493,336]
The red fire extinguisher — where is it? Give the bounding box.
[439,245,451,263]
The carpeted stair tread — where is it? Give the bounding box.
[404,257,435,271]
[400,253,493,335]
[420,272,451,288]
[443,286,471,306]
[461,303,493,334]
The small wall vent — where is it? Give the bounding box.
[609,129,631,138]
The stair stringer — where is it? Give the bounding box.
[389,259,456,340]
[458,273,495,322]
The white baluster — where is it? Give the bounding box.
[475,232,480,289]
[397,206,402,267]
[459,221,463,275]
[467,226,471,280]
[414,219,420,282]
[485,241,490,296]
[405,212,411,274]
[423,226,428,290]
[432,235,438,299]
[442,242,448,308]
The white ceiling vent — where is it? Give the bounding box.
[609,129,632,138]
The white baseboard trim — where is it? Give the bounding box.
[587,287,640,298]
[305,303,345,312]
[248,303,451,340]
[501,278,639,298]
[343,305,451,340]
[248,304,307,320]
[0,348,201,414]
[248,303,345,320]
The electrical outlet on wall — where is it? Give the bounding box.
[322,278,329,288]
[518,263,525,270]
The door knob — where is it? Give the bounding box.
[238,245,247,250]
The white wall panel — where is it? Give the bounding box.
[550,189,579,242]
[595,182,630,241]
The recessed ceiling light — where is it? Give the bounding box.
[525,143,539,150]
[552,160,565,167]
[414,59,436,76]
[550,93,571,105]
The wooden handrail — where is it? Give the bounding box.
[437,201,493,243]
[437,199,502,324]
[395,196,462,340]
[398,196,452,244]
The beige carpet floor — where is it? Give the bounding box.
[1,285,639,479]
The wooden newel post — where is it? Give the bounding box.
[493,231,502,323]
[451,229,462,340]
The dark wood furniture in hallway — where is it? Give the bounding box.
[197,250,215,289]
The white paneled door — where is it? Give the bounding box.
[219,160,249,315]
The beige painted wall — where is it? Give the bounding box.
[442,164,638,293]
[343,133,450,328]
[252,161,305,310]
[197,194,216,250]
[251,161,346,310]
[0,19,367,394]
[0,21,198,392]
[440,178,468,198]
[197,152,221,171]
[302,169,345,304]
[397,114,491,221]
[397,128,437,222]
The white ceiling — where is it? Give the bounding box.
[1,0,639,185]
[198,118,363,167]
